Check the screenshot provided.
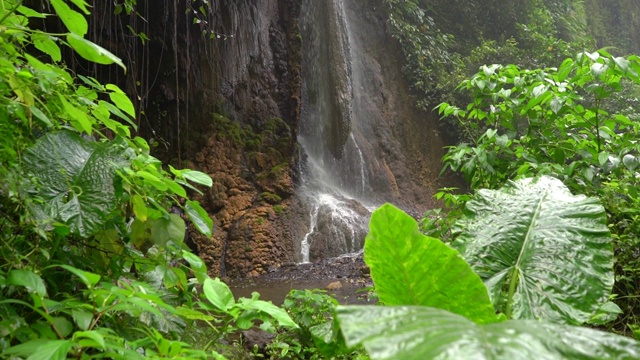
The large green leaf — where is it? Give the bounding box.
[7,269,47,296]
[50,0,88,36]
[23,131,127,236]
[4,339,74,360]
[185,200,213,237]
[149,214,186,247]
[237,293,299,329]
[29,339,74,360]
[365,204,498,324]
[66,33,126,71]
[337,305,640,360]
[203,277,235,312]
[452,176,613,324]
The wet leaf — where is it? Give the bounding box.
[66,33,126,71]
[182,169,213,187]
[337,305,640,360]
[453,176,613,324]
[203,278,234,312]
[51,0,87,35]
[366,204,498,324]
[23,131,127,236]
[58,265,101,288]
[185,200,213,237]
[7,269,47,296]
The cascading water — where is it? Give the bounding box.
[297,0,376,262]
[295,0,451,263]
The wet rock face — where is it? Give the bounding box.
[139,0,457,278]
[291,0,459,272]
[178,0,303,278]
[307,197,370,261]
[189,128,296,278]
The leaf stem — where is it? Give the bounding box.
[594,98,601,153]
[0,0,22,26]
[505,266,519,319]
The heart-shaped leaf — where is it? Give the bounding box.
[203,277,234,312]
[23,131,128,236]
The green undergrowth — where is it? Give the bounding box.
[432,49,640,336]
[0,1,298,359]
[4,1,640,359]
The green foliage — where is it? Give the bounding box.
[284,289,338,331]
[383,0,460,106]
[0,263,297,359]
[382,0,592,108]
[268,289,363,360]
[439,51,640,190]
[23,130,127,237]
[453,176,613,324]
[439,50,640,333]
[365,204,497,324]
[0,2,303,359]
[336,195,638,359]
[269,289,339,359]
[2,265,210,359]
[337,305,640,360]
[0,2,309,359]
[419,187,469,241]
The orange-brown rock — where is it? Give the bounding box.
[191,126,297,278]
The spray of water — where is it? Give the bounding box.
[297,0,374,262]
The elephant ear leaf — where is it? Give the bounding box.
[452,176,614,324]
[23,130,127,236]
[336,305,640,360]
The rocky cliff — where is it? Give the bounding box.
[157,0,305,278]
[78,0,453,277]
[83,0,304,277]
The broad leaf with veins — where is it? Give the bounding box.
[453,176,614,324]
[337,305,640,360]
[365,204,498,324]
[23,130,127,236]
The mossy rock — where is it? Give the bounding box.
[259,192,282,204]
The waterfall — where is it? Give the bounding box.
[350,133,366,194]
[295,0,449,263]
[297,0,373,262]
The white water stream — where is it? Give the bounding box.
[297,0,373,262]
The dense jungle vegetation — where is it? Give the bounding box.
[3,0,640,359]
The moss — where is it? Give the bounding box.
[211,113,262,147]
[270,162,289,175]
[259,192,282,204]
[244,138,262,151]
[212,113,245,146]
[265,117,291,134]
[273,204,285,214]
[265,147,284,163]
